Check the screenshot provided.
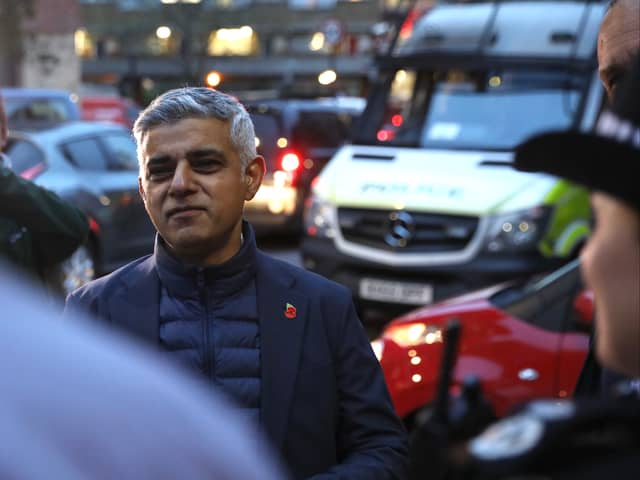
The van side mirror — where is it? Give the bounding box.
[573,289,594,331]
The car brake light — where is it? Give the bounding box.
[377,129,396,142]
[398,8,422,41]
[280,151,301,172]
[88,217,101,234]
[19,162,47,180]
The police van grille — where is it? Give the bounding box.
[338,208,479,253]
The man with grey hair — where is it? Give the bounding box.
[66,86,408,480]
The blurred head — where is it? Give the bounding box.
[135,87,265,266]
[515,55,640,378]
[598,0,640,99]
[580,192,639,377]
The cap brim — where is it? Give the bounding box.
[514,131,639,211]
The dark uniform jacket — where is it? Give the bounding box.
[65,223,409,480]
[0,165,89,282]
[456,382,640,479]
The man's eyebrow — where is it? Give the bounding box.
[146,148,226,167]
[146,155,173,167]
[186,148,226,161]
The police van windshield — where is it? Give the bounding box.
[361,68,586,150]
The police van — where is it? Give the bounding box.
[301,0,607,317]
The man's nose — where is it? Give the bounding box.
[169,161,196,195]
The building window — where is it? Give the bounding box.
[207,27,258,55]
[214,0,252,9]
[288,0,336,10]
[146,30,180,56]
[75,29,95,58]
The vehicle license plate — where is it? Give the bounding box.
[359,278,433,305]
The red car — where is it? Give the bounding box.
[372,259,592,427]
[80,95,141,130]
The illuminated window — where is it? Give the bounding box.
[207,26,258,56]
[146,31,180,56]
[383,0,419,10]
[75,29,95,58]
[214,0,252,9]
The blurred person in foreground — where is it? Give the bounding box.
[65,87,408,480]
[0,259,285,479]
[0,92,89,293]
[435,55,640,479]
[573,0,639,395]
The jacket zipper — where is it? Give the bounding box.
[197,271,213,379]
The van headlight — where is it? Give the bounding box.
[304,194,336,239]
[483,206,551,253]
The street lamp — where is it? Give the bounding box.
[205,70,221,88]
[318,69,337,86]
[156,26,172,40]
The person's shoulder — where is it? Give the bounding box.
[257,250,350,298]
[67,254,154,302]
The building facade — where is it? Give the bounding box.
[77,0,415,102]
[0,0,81,91]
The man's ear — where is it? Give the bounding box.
[138,177,147,203]
[244,155,266,201]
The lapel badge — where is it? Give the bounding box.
[284,302,297,319]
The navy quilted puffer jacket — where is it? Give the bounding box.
[154,224,261,424]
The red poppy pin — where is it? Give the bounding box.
[285,302,297,319]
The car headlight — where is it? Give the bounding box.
[304,193,336,239]
[483,206,552,253]
[370,339,384,362]
[383,323,443,348]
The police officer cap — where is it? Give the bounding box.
[515,54,640,213]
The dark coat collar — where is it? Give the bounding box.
[153,222,258,299]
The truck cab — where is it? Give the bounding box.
[301,0,607,319]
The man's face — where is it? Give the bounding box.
[597,0,640,99]
[580,192,640,377]
[138,117,264,265]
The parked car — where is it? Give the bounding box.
[80,95,141,129]
[1,87,81,126]
[3,121,155,295]
[244,96,365,235]
[371,259,591,429]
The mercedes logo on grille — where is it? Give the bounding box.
[385,211,415,248]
